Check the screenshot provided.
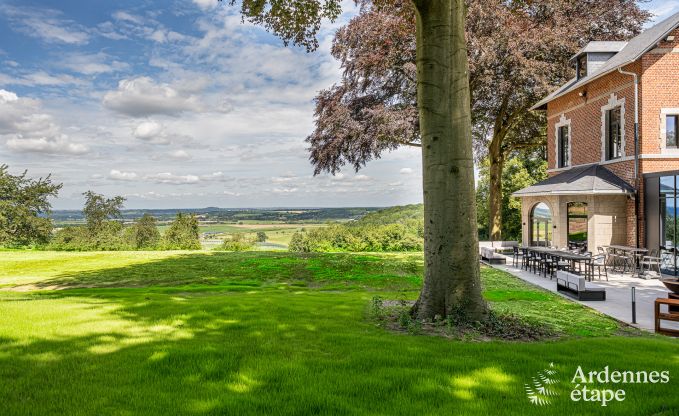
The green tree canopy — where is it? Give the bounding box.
[131,213,161,249]
[82,191,125,235]
[164,213,201,250]
[0,165,62,247]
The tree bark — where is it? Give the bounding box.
[488,134,504,242]
[411,0,487,321]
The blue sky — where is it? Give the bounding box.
[0,0,677,209]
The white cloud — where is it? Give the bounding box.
[57,52,129,75]
[109,169,138,181]
[2,6,90,45]
[0,89,88,155]
[400,168,414,175]
[112,11,145,25]
[3,71,84,87]
[134,120,163,140]
[6,135,88,155]
[145,172,200,184]
[192,0,218,10]
[103,77,202,117]
[167,149,192,160]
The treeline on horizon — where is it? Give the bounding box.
[2,159,542,252]
[50,206,381,223]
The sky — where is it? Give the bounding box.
[0,0,677,209]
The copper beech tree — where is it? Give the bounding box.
[307,0,648,242]
[223,0,638,320]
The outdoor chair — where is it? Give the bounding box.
[543,253,557,279]
[512,246,523,267]
[590,254,608,281]
[639,253,662,279]
[622,251,636,275]
[521,247,529,270]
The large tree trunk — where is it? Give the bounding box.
[411,0,487,321]
[488,135,504,241]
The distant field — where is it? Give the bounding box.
[54,221,328,250]
[191,223,327,249]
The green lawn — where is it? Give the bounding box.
[0,251,677,415]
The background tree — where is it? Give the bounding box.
[130,213,161,249]
[82,191,125,235]
[0,165,62,247]
[307,0,648,242]
[476,152,547,241]
[256,231,268,243]
[164,213,201,250]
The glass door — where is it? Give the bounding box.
[660,176,677,275]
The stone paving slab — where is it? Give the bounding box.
[490,259,677,333]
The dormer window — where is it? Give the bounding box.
[577,55,587,80]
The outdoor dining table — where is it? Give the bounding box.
[603,245,648,271]
[524,246,592,277]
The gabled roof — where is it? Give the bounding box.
[512,164,635,197]
[532,11,679,110]
[570,41,627,61]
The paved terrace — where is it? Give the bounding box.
[489,259,677,333]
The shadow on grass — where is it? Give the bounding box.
[1,253,679,414]
[1,285,679,415]
[18,251,423,292]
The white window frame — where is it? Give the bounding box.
[555,114,571,168]
[601,93,626,162]
[660,108,679,154]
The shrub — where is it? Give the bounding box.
[47,226,93,251]
[216,233,255,252]
[130,214,161,249]
[163,213,201,250]
[287,223,422,253]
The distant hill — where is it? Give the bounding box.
[352,204,424,226]
[51,207,383,224]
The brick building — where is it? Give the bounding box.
[513,13,679,275]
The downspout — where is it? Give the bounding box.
[618,67,640,248]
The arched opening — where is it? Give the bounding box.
[530,202,552,247]
[567,202,588,252]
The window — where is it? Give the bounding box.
[606,107,622,160]
[558,125,570,168]
[567,202,588,252]
[530,203,552,247]
[667,114,678,148]
[577,55,587,80]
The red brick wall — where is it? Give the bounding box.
[546,61,639,175]
[640,28,679,154]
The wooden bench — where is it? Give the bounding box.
[654,298,679,337]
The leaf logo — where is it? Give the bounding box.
[525,363,560,406]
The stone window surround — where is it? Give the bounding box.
[555,114,572,168]
[601,93,626,162]
[659,108,679,155]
